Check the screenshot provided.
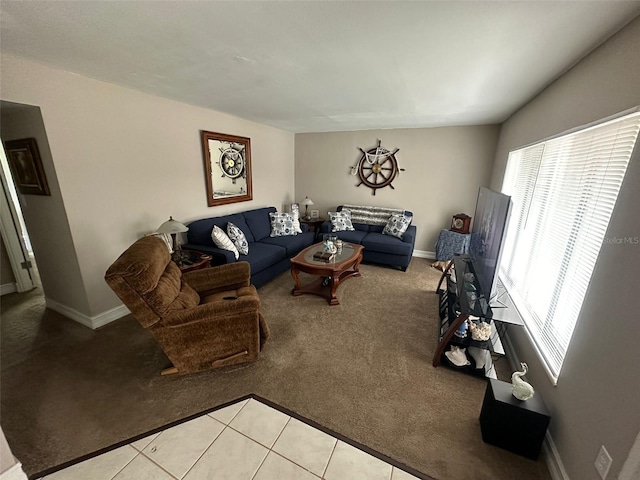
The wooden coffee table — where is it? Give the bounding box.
[290,242,364,305]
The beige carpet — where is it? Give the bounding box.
[0,258,551,479]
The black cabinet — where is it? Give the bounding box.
[479,379,551,460]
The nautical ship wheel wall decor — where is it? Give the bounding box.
[217,142,246,183]
[350,140,404,195]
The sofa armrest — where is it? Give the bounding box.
[319,221,332,234]
[183,261,251,294]
[401,225,417,245]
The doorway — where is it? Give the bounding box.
[0,135,39,294]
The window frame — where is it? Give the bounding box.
[499,107,640,384]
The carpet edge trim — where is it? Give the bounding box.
[28,393,436,480]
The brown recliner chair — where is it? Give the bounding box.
[105,236,269,374]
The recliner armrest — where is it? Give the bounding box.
[183,261,251,294]
[160,295,260,328]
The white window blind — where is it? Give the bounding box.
[500,110,640,382]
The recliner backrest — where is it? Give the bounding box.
[105,236,199,328]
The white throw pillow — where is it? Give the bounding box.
[269,212,297,237]
[328,210,355,232]
[382,213,412,238]
[290,204,303,234]
[227,222,249,255]
[211,225,239,260]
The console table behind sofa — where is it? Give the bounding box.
[319,205,416,271]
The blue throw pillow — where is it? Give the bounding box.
[382,213,412,238]
[227,222,249,255]
[328,210,355,232]
[269,212,297,237]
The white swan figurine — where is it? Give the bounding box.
[511,362,535,401]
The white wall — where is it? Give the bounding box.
[491,16,640,480]
[295,126,499,253]
[0,54,296,318]
[1,103,89,311]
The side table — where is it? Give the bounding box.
[300,218,325,238]
[178,250,212,273]
[435,229,471,261]
[479,378,551,460]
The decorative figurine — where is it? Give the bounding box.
[511,362,535,401]
[445,346,470,367]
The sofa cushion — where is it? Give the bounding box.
[352,223,371,232]
[243,242,287,275]
[259,231,315,256]
[333,229,368,244]
[361,232,413,256]
[187,214,254,246]
[243,207,276,241]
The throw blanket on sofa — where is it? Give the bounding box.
[342,204,406,225]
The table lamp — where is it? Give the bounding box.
[301,196,314,221]
[157,216,189,263]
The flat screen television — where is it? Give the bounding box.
[469,187,512,304]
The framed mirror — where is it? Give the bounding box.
[201,130,253,207]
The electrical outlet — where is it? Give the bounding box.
[595,445,612,479]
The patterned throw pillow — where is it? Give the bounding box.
[269,212,298,237]
[328,210,355,232]
[227,222,249,255]
[382,213,412,238]
[290,204,303,234]
[211,225,239,260]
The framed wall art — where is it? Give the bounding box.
[201,130,253,207]
[3,138,50,196]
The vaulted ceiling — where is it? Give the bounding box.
[1,1,639,132]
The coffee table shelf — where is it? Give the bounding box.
[290,242,364,305]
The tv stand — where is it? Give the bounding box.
[433,255,509,378]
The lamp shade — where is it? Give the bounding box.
[157,216,189,234]
[301,197,314,206]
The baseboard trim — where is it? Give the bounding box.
[45,299,130,330]
[0,282,17,296]
[413,249,435,259]
[502,332,568,480]
[543,431,570,480]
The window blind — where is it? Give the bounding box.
[500,110,640,382]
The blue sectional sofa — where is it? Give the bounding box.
[319,205,416,271]
[183,207,315,287]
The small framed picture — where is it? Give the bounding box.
[3,138,50,196]
[310,209,320,219]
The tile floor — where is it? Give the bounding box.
[40,398,422,480]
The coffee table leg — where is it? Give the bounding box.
[291,266,303,295]
[353,255,362,274]
[329,277,340,305]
